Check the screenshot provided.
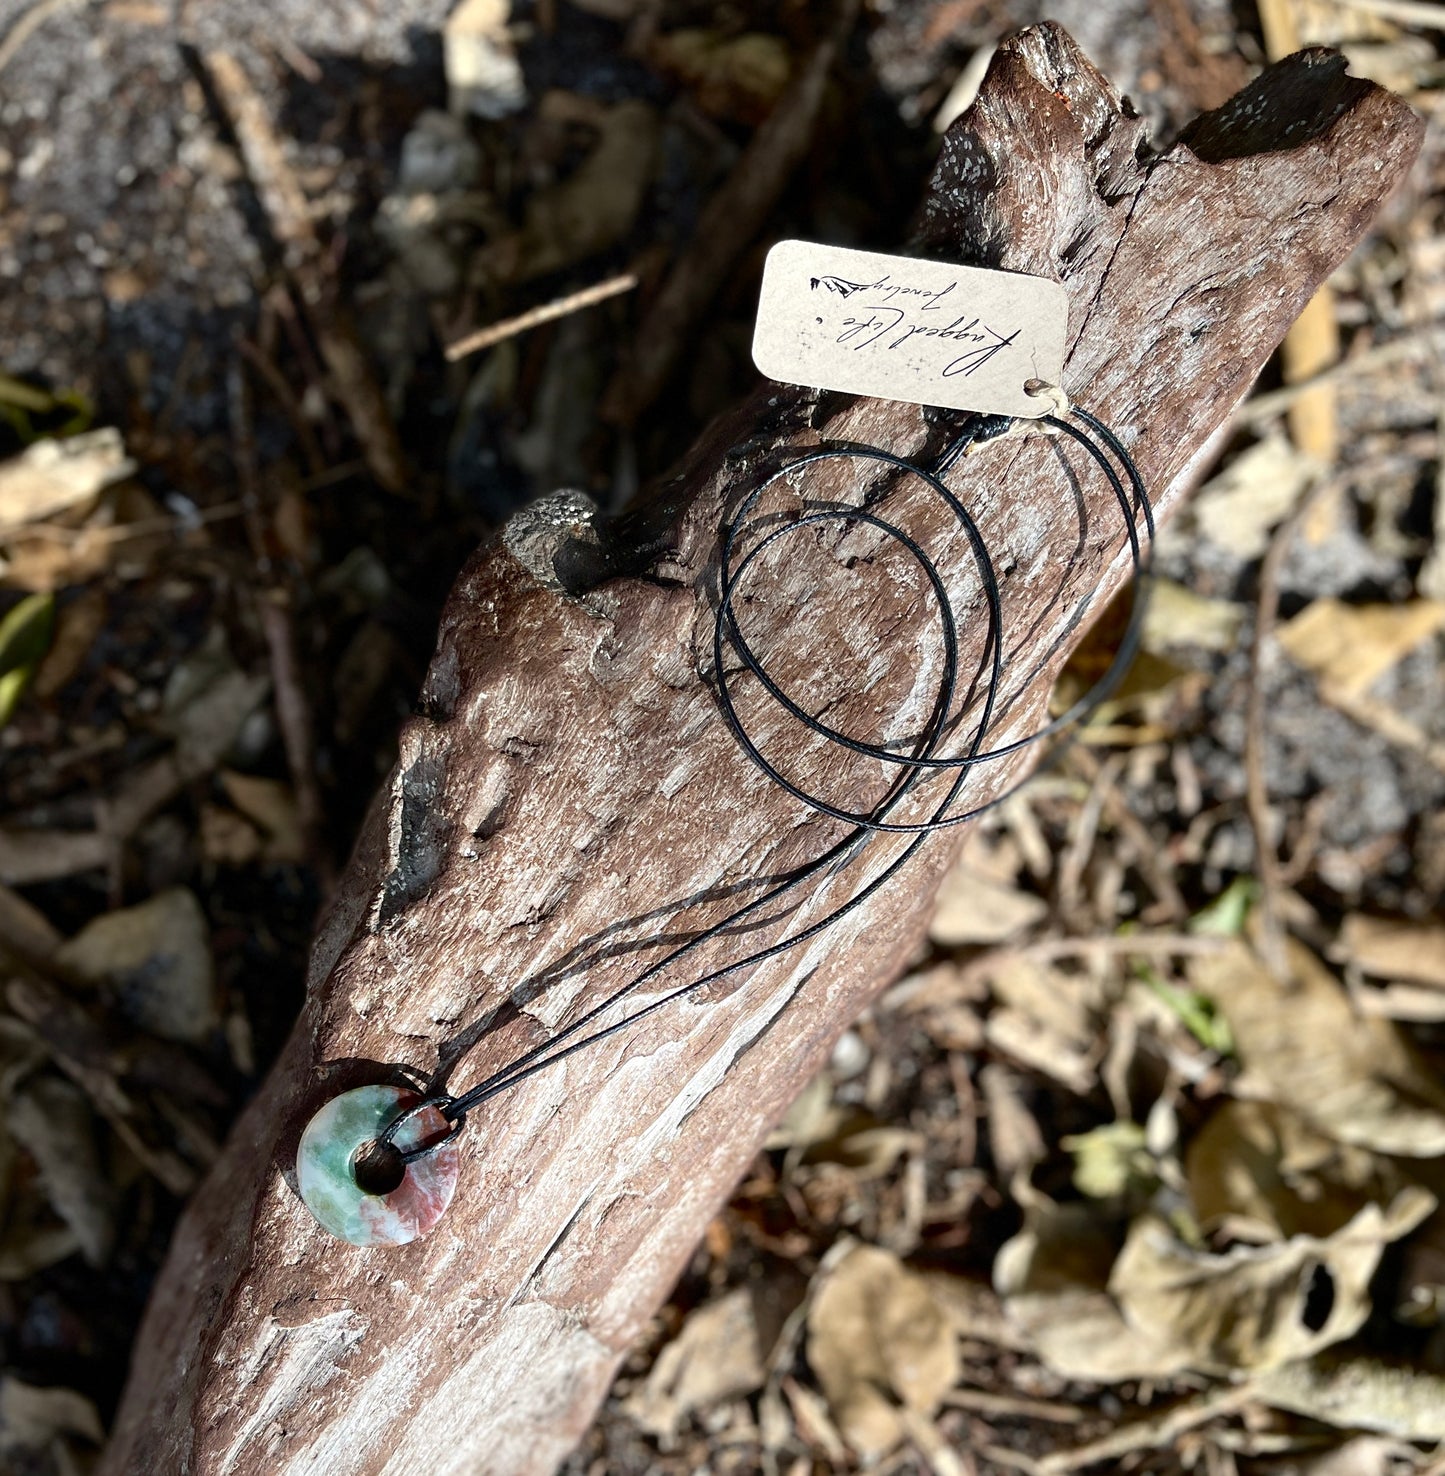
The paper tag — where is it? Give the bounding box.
[751,240,1067,419]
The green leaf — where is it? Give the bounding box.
[1138,963,1235,1055]
[1062,1120,1154,1199]
[1189,875,1258,938]
[0,594,56,726]
[0,373,93,441]
[0,372,55,414]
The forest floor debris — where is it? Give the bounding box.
[1,0,1444,1473]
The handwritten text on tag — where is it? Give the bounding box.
[752,241,1067,419]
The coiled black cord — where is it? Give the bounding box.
[383,401,1154,1167]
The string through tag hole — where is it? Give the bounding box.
[1024,378,1071,419]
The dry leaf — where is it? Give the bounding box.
[8,1076,114,1266]
[1185,1099,1393,1242]
[200,804,262,867]
[979,1063,1045,1190]
[1336,914,1445,989]
[1349,981,1445,1023]
[923,1273,1027,1351]
[486,98,659,283]
[0,1016,45,1103]
[0,1224,81,1280]
[1189,939,1445,1156]
[985,1008,1096,1095]
[1293,1435,1417,1475]
[1278,597,1445,704]
[766,1073,837,1152]
[805,1123,920,1180]
[0,1127,81,1280]
[219,771,305,864]
[987,955,1101,1042]
[55,886,218,1044]
[0,1376,103,1465]
[32,585,106,699]
[1142,578,1244,653]
[0,1030,83,1282]
[806,1244,959,1461]
[985,950,1109,1092]
[996,1188,1434,1383]
[624,1289,766,1443]
[0,886,61,967]
[768,1076,920,1178]
[929,872,1047,945]
[882,963,985,1052]
[0,429,135,535]
[0,482,170,592]
[782,1375,848,1463]
[994,1199,1177,1382]
[1109,1188,1434,1375]
[163,653,269,767]
[982,955,1102,1093]
[1056,596,1200,723]
[1252,1354,1445,1440]
[1189,434,1319,560]
[930,830,1046,946]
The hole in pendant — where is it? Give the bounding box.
[352,1138,407,1196]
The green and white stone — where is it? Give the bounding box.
[297,1085,459,1246]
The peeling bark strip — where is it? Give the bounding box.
[101,29,1420,1476]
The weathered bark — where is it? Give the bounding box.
[101,27,1420,1476]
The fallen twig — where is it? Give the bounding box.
[1056,750,1120,922]
[258,591,333,889]
[235,336,327,476]
[947,932,1229,996]
[6,976,200,1195]
[229,354,333,887]
[1,501,245,546]
[1070,748,1189,923]
[0,827,109,885]
[0,668,270,886]
[1035,1386,1252,1474]
[1239,324,1445,425]
[600,5,856,423]
[445,273,639,361]
[0,0,81,75]
[203,50,409,494]
[1246,476,1337,974]
[940,1389,1085,1424]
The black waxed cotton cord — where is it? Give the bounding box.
[379,402,1155,1171]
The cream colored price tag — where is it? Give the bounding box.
[752,240,1067,419]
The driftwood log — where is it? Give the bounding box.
[101,26,1421,1476]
